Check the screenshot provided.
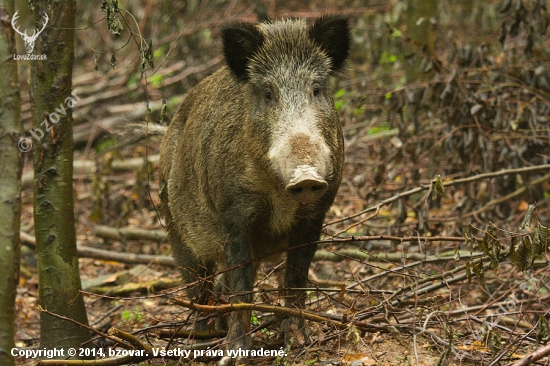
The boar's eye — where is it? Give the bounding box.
[313,85,321,96]
[264,89,273,101]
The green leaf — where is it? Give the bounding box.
[144,40,154,69]
[472,261,485,286]
[366,125,391,135]
[379,51,397,65]
[432,174,445,201]
[508,236,531,271]
[127,75,137,88]
[334,88,345,99]
[101,0,123,37]
[391,29,402,38]
[533,222,548,257]
[153,45,166,59]
[251,313,259,326]
[519,204,535,230]
[134,306,143,321]
[150,74,163,88]
[479,229,500,270]
[94,138,118,154]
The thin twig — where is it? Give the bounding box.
[326,164,550,226]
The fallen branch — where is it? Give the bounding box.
[507,342,550,366]
[77,245,174,266]
[21,155,160,189]
[314,248,479,263]
[172,297,347,329]
[20,232,175,266]
[93,225,167,242]
[88,278,181,295]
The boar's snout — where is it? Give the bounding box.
[285,179,328,204]
[284,166,329,204]
[269,129,333,205]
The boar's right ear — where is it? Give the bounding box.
[309,15,350,73]
[221,22,264,80]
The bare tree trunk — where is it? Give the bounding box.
[0,2,22,365]
[30,0,90,354]
[405,0,437,83]
[403,0,437,137]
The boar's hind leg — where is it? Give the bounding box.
[169,229,215,302]
[169,228,216,335]
[282,218,323,339]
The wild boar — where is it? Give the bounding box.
[159,15,349,365]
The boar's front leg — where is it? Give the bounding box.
[218,212,256,366]
[282,217,324,341]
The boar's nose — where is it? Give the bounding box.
[285,178,328,204]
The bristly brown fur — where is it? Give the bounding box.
[159,15,350,365]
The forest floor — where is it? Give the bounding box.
[14,127,549,366]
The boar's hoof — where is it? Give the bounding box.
[219,347,249,366]
[285,178,328,204]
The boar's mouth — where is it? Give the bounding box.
[284,165,328,204]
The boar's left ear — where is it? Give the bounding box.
[222,22,264,80]
[309,15,350,73]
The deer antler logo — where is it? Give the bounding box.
[11,11,49,54]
